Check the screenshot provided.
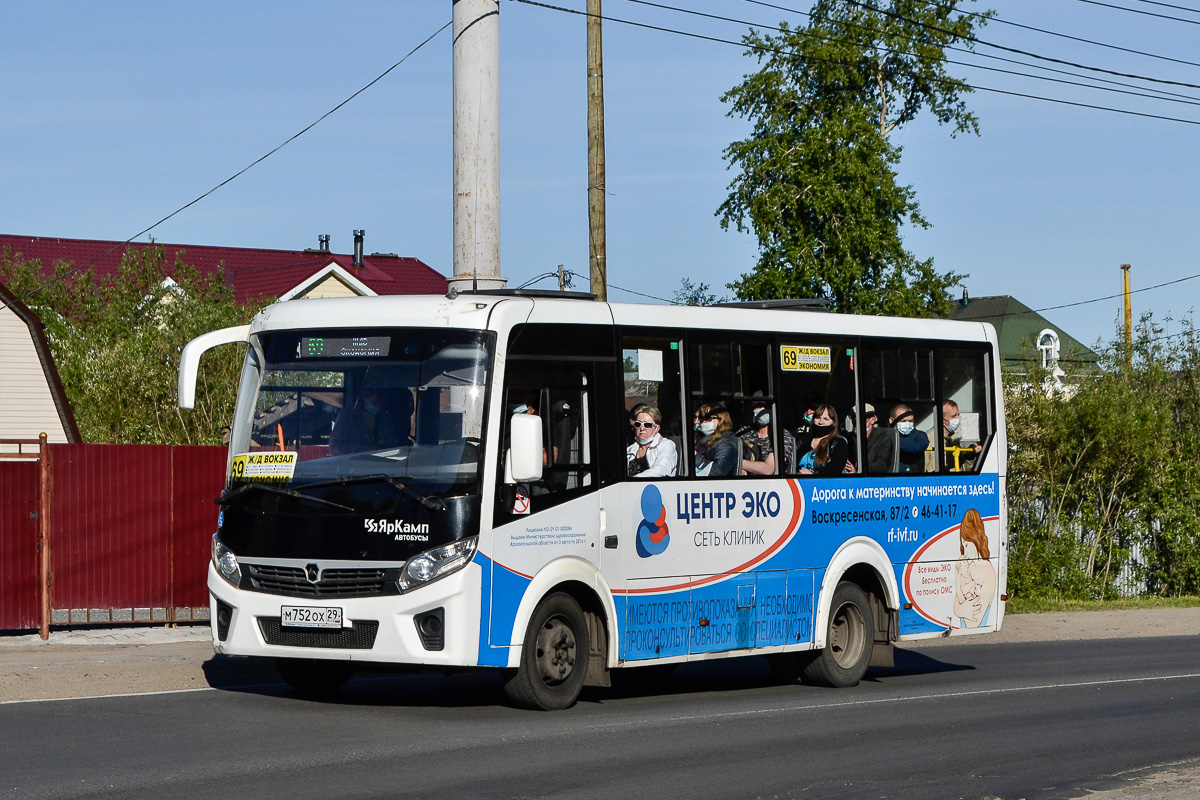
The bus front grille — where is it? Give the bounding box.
[245,563,396,598]
[257,617,379,649]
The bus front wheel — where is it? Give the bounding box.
[504,592,589,710]
[801,582,873,688]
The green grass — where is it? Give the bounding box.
[1007,596,1200,614]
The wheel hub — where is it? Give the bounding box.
[535,617,577,686]
[829,602,866,669]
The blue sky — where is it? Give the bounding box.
[3,1,1198,349]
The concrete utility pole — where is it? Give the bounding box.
[587,0,607,301]
[451,0,506,293]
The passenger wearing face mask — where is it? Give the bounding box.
[693,403,739,477]
[739,401,796,475]
[797,404,848,477]
[626,405,678,478]
[890,404,929,473]
[794,402,816,442]
[925,399,982,473]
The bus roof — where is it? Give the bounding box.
[249,293,997,345]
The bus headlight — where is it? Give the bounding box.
[211,534,242,587]
[398,537,477,592]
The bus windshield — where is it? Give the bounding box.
[232,328,493,494]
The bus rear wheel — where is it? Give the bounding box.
[801,582,873,688]
[274,658,354,698]
[504,592,589,710]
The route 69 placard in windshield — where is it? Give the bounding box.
[230,452,297,483]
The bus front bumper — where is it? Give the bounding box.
[207,560,484,667]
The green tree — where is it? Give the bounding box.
[1006,315,1200,600]
[719,0,989,316]
[1,245,267,445]
[672,278,725,307]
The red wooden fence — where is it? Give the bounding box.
[0,442,225,634]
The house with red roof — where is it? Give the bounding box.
[0,231,446,306]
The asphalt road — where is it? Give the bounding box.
[3,636,1199,800]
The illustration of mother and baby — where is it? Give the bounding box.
[954,508,997,629]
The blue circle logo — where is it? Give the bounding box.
[636,485,670,558]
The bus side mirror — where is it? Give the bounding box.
[178,325,251,409]
[507,413,544,483]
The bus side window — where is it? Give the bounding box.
[622,333,686,477]
[937,347,993,473]
[859,343,938,474]
[776,338,856,476]
[687,338,775,477]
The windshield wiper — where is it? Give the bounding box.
[419,370,480,389]
[219,482,355,511]
[301,474,447,511]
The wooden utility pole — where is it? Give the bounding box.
[1121,263,1132,368]
[587,0,607,301]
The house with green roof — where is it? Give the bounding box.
[947,294,1102,380]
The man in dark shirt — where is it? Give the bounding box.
[329,385,412,455]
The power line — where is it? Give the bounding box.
[844,0,1200,90]
[643,0,1200,106]
[965,82,1200,124]
[1072,0,1200,24]
[0,21,452,314]
[513,0,1200,125]
[740,0,1200,104]
[620,0,1200,109]
[931,0,1200,70]
[985,271,1200,319]
[608,279,675,304]
[744,0,1200,71]
[1131,0,1200,14]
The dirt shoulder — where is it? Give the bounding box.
[906,605,1200,647]
[0,626,271,704]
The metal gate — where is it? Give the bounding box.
[0,438,225,637]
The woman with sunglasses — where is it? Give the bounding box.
[627,405,678,478]
[693,403,738,477]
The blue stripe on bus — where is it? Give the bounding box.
[475,550,530,667]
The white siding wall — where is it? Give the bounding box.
[299,275,360,299]
[0,308,69,442]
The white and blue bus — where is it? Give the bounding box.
[179,290,1006,710]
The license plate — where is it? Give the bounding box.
[281,605,343,629]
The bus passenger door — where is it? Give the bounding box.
[489,363,602,648]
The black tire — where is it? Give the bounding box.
[800,582,874,688]
[503,592,589,710]
[274,658,354,698]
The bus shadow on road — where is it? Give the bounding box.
[200,647,974,709]
[202,655,518,709]
[592,648,974,703]
[871,646,976,679]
